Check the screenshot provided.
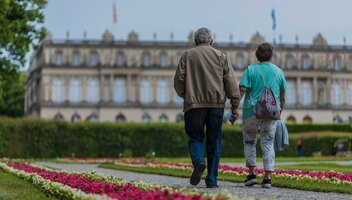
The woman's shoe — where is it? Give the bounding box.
[262,177,272,188]
[244,174,257,186]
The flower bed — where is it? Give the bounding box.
[0,161,239,200]
[107,159,352,186]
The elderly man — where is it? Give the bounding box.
[174,27,240,188]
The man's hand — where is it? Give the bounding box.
[229,110,239,125]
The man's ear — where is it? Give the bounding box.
[210,39,213,45]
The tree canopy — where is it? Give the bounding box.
[0,0,47,117]
[0,0,47,79]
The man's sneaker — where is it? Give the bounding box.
[262,177,272,188]
[190,163,206,185]
[206,184,219,188]
[244,174,257,186]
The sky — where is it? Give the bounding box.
[44,0,350,45]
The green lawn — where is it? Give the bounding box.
[277,163,352,173]
[99,163,352,194]
[155,156,352,163]
[0,170,54,200]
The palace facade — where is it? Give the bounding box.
[25,30,352,123]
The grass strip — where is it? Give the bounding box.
[100,163,352,194]
[0,170,54,200]
[277,163,352,173]
[155,156,352,163]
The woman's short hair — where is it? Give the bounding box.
[255,43,273,62]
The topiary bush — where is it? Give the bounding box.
[0,117,350,158]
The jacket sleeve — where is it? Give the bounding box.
[173,52,187,98]
[222,54,240,110]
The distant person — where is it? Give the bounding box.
[296,138,304,157]
[174,27,240,188]
[239,43,287,188]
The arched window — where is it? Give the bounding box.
[331,82,342,107]
[286,80,296,107]
[348,83,352,106]
[334,56,342,71]
[301,55,310,70]
[87,79,99,104]
[86,113,98,122]
[272,55,278,66]
[52,79,64,104]
[157,79,169,104]
[348,57,352,71]
[303,115,313,124]
[114,79,126,104]
[142,114,151,122]
[286,115,296,123]
[333,115,343,123]
[54,112,64,121]
[142,52,151,67]
[55,51,64,65]
[234,54,244,69]
[89,51,98,66]
[176,53,183,65]
[140,79,152,104]
[159,114,168,122]
[176,113,184,122]
[159,52,168,67]
[51,79,63,103]
[115,113,126,122]
[71,112,81,122]
[300,81,312,107]
[70,79,81,104]
[285,54,294,69]
[174,90,183,105]
[72,51,80,66]
[116,52,125,66]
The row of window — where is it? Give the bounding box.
[286,114,351,123]
[54,50,352,71]
[274,55,352,71]
[285,81,352,106]
[51,79,183,105]
[54,112,185,123]
[54,51,183,67]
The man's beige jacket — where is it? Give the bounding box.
[174,44,240,112]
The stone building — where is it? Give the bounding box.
[25,30,352,123]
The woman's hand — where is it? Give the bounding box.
[229,110,239,125]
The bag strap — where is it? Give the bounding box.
[257,64,280,88]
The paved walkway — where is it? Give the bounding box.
[36,162,352,200]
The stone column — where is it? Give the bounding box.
[127,74,132,103]
[313,77,318,107]
[169,77,174,103]
[296,77,301,108]
[110,75,114,102]
[152,77,157,103]
[326,77,332,108]
[64,76,70,103]
[99,74,105,102]
[343,79,348,106]
[82,76,87,103]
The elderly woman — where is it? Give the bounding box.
[239,43,287,188]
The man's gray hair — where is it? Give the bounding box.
[194,27,213,44]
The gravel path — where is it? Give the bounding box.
[36,162,352,200]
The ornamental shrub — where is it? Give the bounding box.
[0,117,350,158]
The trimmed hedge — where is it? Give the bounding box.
[0,117,351,158]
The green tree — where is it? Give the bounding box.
[0,0,46,117]
[0,72,24,117]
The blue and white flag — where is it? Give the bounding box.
[271,8,276,31]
